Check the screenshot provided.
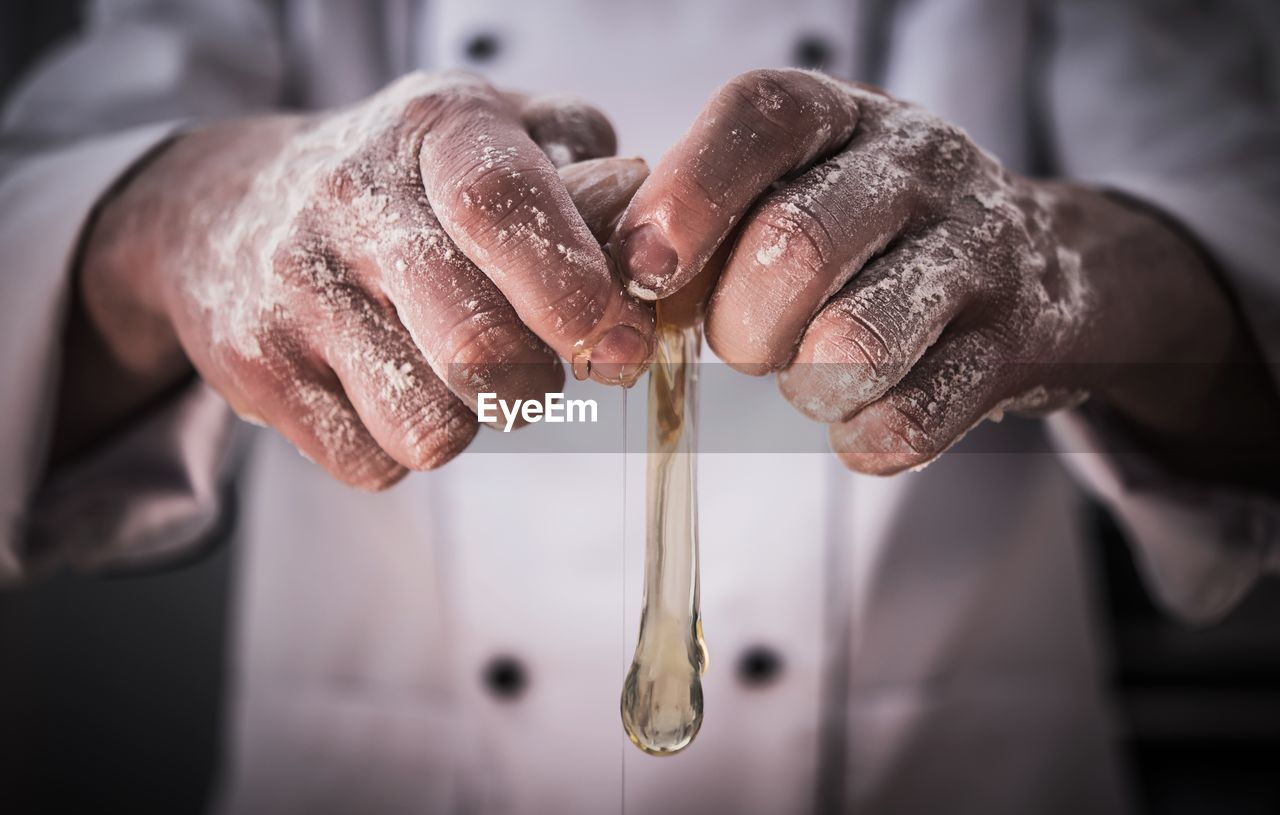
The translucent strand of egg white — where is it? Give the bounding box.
[620,318,707,756]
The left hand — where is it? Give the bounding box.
[613,69,1251,475]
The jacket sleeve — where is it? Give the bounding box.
[0,0,284,583]
[1043,0,1280,624]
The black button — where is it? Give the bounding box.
[483,655,527,700]
[464,32,501,63]
[792,34,833,70]
[736,645,784,687]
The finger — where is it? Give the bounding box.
[828,329,1015,476]
[250,344,407,491]
[417,79,653,386]
[320,296,479,471]
[361,191,568,411]
[559,157,653,381]
[776,231,973,421]
[560,157,649,242]
[298,151,566,414]
[612,69,860,299]
[704,146,923,374]
[574,160,734,336]
[521,94,618,167]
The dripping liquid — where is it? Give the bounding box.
[620,302,707,756]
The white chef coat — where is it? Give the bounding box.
[2,1,1279,813]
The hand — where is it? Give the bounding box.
[614,69,1270,476]
[66,72,653,487]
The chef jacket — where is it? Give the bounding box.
[2,1,1279,813]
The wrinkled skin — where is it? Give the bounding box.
[615,69,1276,477]
[70,72,653,488]
[64,68,1276,487]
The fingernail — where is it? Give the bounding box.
[619,223,676,298]
[589,324,652,385]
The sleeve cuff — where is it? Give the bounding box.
[27,381,246,577]
[0,122,241,583]
[1048,406,1280,625]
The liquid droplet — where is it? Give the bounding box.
[620,626,704,755]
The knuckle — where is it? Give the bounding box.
[883,399,941,461]
[272,242,369,318]
[313,416,407,491]
[903,113,981,182]
[533,272,612,337]
[392,70,490,121]
[818,302,907,386]
[441,304,522,365]
[436,307,555,392]
[399,398,478,471]
[424,88,490,123]
[830,399,938,476]
[750,197,835,272]
[275,373,397,488]
[330,149,421,206]
[386,69,449,98]
[340,450,409,491]
[449,160,557,239]
[777,311,904,422]
[723,69,809,128]
[393,74,498,162]
[668,167,734,217]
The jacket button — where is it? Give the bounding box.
[483,655,527,700]
[737,645,784,687]
[464,31,501,64]
[792,34,833,70]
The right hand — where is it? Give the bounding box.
[74,72,653,489]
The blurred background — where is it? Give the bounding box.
[1,3,1279,814]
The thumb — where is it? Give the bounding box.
[560,157,649,244]
[563,157,717,329]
